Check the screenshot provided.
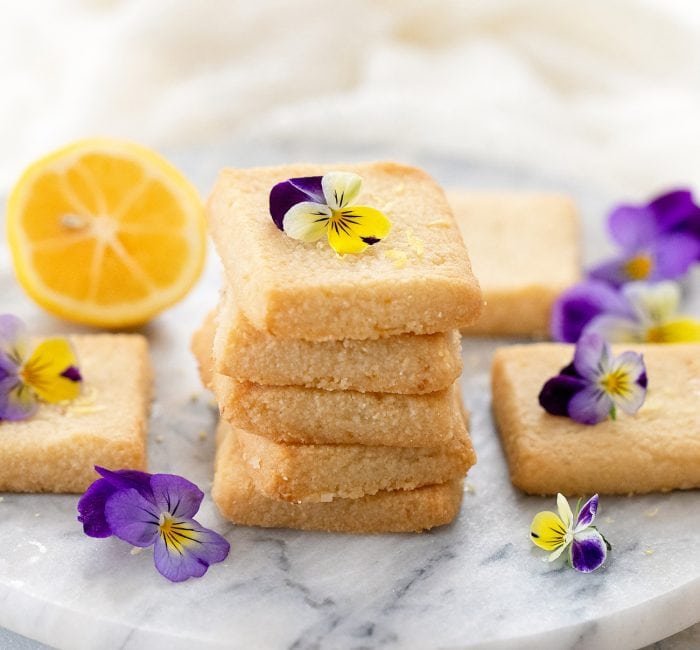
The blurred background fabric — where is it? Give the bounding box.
[1,0,700,196]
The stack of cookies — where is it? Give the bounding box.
[193,162,484,533]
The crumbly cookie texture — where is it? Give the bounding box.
[192,320,461,447]
[212,421,465,533]
[0,335,151,493]
[207,162,483,341]
[450,192,581,337]
[212,289,462,393]
[237,402,474,503]
[492,342,700,495]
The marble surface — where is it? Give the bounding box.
[0,151,699,650]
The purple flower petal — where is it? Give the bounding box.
[0,314,28,362]
[150,473,204,519]
[153,517,230,583]
[0,381,38,421]
[608,204,659,251]
[570,528,608,572]
[269,176,324,230]
[573,332,610,381]
[575,494,599,529]
[649,234,700,282]
[538,374,587,417]
[568,384,613,425]
[95,466,154,501]
[104,488,160,547]
[77,478,118,538]
[587,257,634,288]
[649,189,698,232]
[551,281,632,342]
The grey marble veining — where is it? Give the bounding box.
[0,152,699,650]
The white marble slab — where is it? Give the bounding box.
[0,153,699,649]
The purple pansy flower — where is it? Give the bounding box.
[530,494,610,573]
[0,314,82,421]
[539,332,647,425]
[552,281,700,344]
[588,189,700,288]
[78,466,230,582]
[269,171,391,255]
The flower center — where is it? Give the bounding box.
[599,369,630,397]
[19,361,44,391]
[624,254,653,280]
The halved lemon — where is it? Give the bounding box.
[6,138,206,328]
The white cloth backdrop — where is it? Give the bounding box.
[1,0,700,196]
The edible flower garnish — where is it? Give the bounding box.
[269,171,391,254]
[530,493,610,573]
[78,466,229,583]
[588,189,700,288]
[551,281,700,344]
[0,314,81,421]
[539,332,647,425]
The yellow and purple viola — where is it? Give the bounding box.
[588,189,700,288]
[530,493,610,573]
[78,466,229,582]
[0,314,82,420]
[539,332,647,425]
[551,280,700,344]
[269,171,392,255]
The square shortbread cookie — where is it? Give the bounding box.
[492,342,700,495]
[207,162,483,340]
[212,421,465,533]
[192,317,461,447]
[212,289,462,393]
[449,192,581,337]
[236,403,474,503]
[0,335,151,493]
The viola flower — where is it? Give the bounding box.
[588,189,700,288]
[551,280,700,344]
[530,493,610,573]
[0,314,82,421]
[78,466,229,582]
[584,281,700,343]
[269,171,392,255]
[550,280,633,343]
[539,332,647,425]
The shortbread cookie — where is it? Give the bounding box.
[0,335,151,493]
[219,374,458,447]
[237,405,474,502]
[207,162,483,340]
[212,421,464,533]
[212,289,462,393]
[492,342,700,495]
[192,321,460,446]
[450,192,580,337]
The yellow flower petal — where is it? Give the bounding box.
[645,318,700,342]
[21,338,81,403]
[530,510,568,551]
[326,206,392,255]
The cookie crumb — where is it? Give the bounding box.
[643,548,655,556]
[645,507,659,518]
[198,430,208,441]
[130,546,144,555]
